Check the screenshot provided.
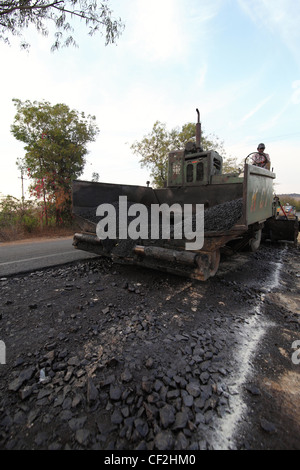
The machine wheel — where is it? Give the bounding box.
[249,228,262,252]
[194,249,220,281]
[208,249,221,277]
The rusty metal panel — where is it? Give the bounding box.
[72,179,157,213]
[154,183,243,208]
[211,174,244,185]
[244,164,276,226]
[167,151,184,186]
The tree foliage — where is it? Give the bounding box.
[11,98,99,224]
[131,121,234,188]
[0,0,124,50]
[279,196,300,211]
[222,156,243,175]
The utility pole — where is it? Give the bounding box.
[21,169,24,207]
[19,167,26,210]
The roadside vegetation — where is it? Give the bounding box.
[0,1,122,242]
[0,195,76,242]
[277,195,300,211]
[2,97,298,243]
[0,98,99,242]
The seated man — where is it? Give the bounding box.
[252,143,271,170]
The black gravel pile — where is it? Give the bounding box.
[75,198,243,258]
[203,198,243,232]
[76,198,243,236]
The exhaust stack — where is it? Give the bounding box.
[196,108,201,150]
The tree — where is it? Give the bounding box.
[131,121,229,188]
[222,156,243,175]
[0,1,124,51]
[130,122,170,189]
[11,98,99,224]
[91,171,99,182]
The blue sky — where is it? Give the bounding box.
[1,0,300,199]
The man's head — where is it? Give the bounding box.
[257,143,265,153]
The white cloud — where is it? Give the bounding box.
[291,80,300,104]
[260,81,300,131]
[196,64,208,88]
[127,0,223,64]
[238,0,300,64]
[259,107,287,132]
[241,95,273,122]
[129,0,187,62]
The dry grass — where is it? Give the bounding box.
[0,224,77,243]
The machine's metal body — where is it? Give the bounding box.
[72,111,296,280]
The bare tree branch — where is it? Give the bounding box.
[0,1,124,50]
[0,2,64,17]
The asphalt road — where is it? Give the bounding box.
[0,237,99,277]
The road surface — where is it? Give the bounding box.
[0,237,98,277]
[0,242,299,450]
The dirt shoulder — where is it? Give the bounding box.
[0,236,73,247]
[0,227,75,245]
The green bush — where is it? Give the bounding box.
[0,195,76,241]
[0,195,40,234]
[21,214,39,233]
[280,197,300,211]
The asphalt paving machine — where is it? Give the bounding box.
[72,109,297,281]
